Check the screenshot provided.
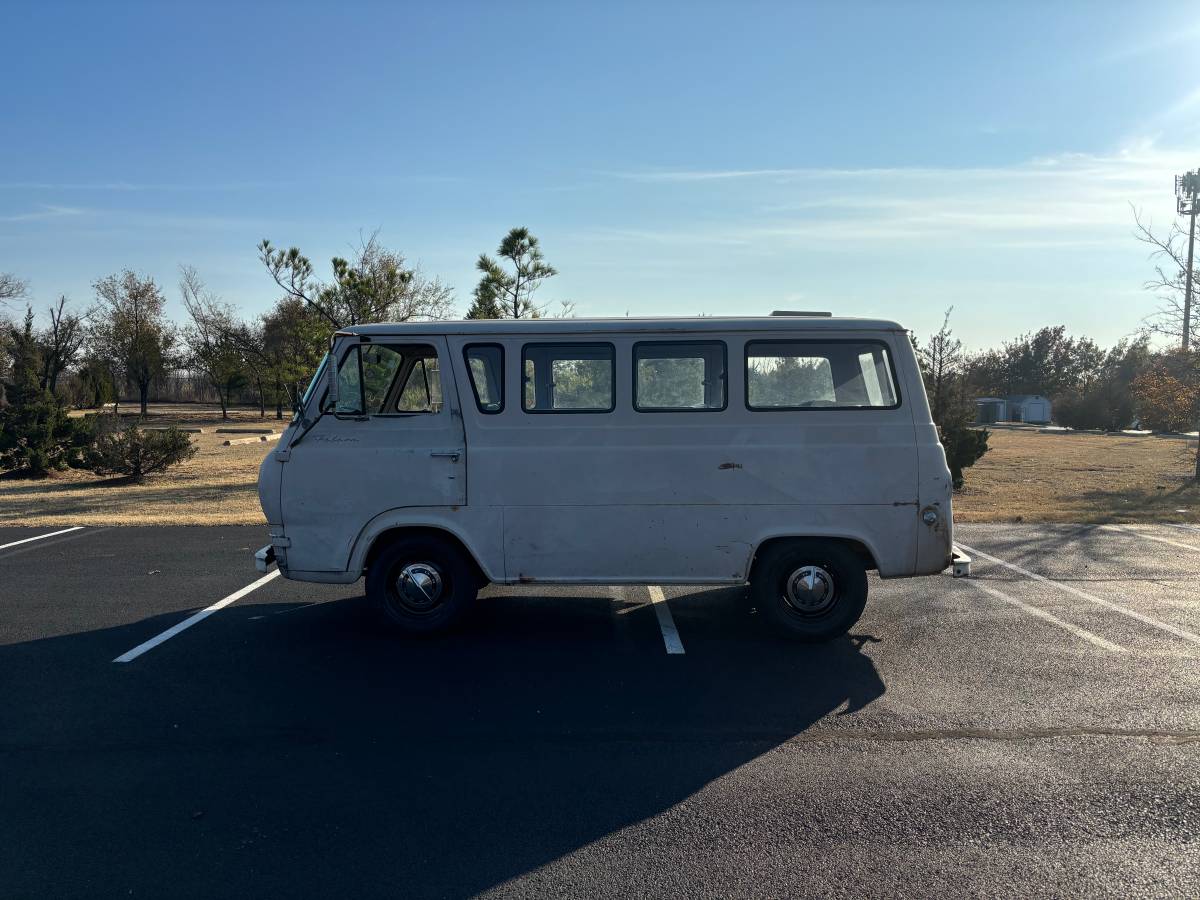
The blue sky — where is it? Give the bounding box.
[2,1,1198,349]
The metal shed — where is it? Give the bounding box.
[975,398,1006,424]
[1005,395,1052,424]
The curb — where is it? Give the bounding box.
[223,434,282,446]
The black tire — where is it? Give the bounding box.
[366,536,478,634]
[750,540,868,642]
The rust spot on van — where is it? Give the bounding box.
[718,461,743,470]
[518,574,535,583]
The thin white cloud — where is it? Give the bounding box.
[1160,85,1200,120]
[599,141,1194,251]
[0,181,283,192]
[0,204,276,232]
[1095,24,1200,65]
[0,174,462,192]
[0,205,87,222]
[580,226,753,247]
[616,143,1194,186]
[612,168,815,182]
[611,165,1026,183]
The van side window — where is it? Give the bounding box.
[522,343,615,412]
[745,341,899,410]
[464,344,504,414]
[333,345,365,416]
[362,344,405,413]
[634,341,726,411]
[394,347,443,413]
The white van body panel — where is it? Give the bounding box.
[259,317,954,586]
[275,336,467,574]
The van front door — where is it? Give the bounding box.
[279,337,466,574]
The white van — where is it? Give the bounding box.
[256,316,955,641]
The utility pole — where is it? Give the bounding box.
[1176,171,1198,351]
[1178,172,1200,480]
[1179,173,1200,480]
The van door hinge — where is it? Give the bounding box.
[274,447,290,462]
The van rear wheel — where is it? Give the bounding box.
[751,540,867,642]
[368,536,477,634]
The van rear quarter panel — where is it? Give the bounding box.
[451,330,921,582]
[899,355,956,575]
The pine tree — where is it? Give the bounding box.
[0,309,90,477]
[466,228,566,319]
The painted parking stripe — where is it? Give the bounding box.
[0,526,85,551]
[1101,524,1200,554]
[648,585,685,655]
[113,569,281,663]
[957,543,1200,646]
[1166,523,1200,534]
[962,576,1126,652]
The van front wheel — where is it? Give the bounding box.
[751,541,867,642]
[367,537,477,634]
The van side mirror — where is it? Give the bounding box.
[327,339,340,407]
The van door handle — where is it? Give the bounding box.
[430,450,461,461]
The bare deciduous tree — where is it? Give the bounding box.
[40,296,86,395]
[179,266,245,419]
[1133,206,1200,350]
[0,272,28,308]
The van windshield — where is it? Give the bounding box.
[299,353,329,412]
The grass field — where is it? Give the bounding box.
[0,405,276,526]
[1,406,1197,526]
[954,428,1199,523]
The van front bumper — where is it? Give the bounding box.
[951,546,971,578]
[254,544,276,573]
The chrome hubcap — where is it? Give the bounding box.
[784,565,836,614]
[395,562,444,611]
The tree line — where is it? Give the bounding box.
[916,313,1200,433]
[2,222,1198,484]
[0,228,568,479]
[1,227,567,421]
[915,311,1200,485]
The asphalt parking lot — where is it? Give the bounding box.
[2,523,1199,898]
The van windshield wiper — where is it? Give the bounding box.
[288,408,325,449]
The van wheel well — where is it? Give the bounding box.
[364,527,489,588]
[750,536,877,579]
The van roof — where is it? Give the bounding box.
[340,316,906,336]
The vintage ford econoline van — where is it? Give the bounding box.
[256,316,955,640]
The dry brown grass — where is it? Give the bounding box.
[3,407,1198,526]
[0,405,278,526]
[955,428,1200,523]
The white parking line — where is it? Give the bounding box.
[1166,523,1200,533]
[962,577,1126,652]
[113,569,281,663]
[958,543,1200,646]
[0,526,85,551]
[1101,524,1200,553]
[648,585,685,655]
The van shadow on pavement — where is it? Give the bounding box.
[1,588,885,898]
